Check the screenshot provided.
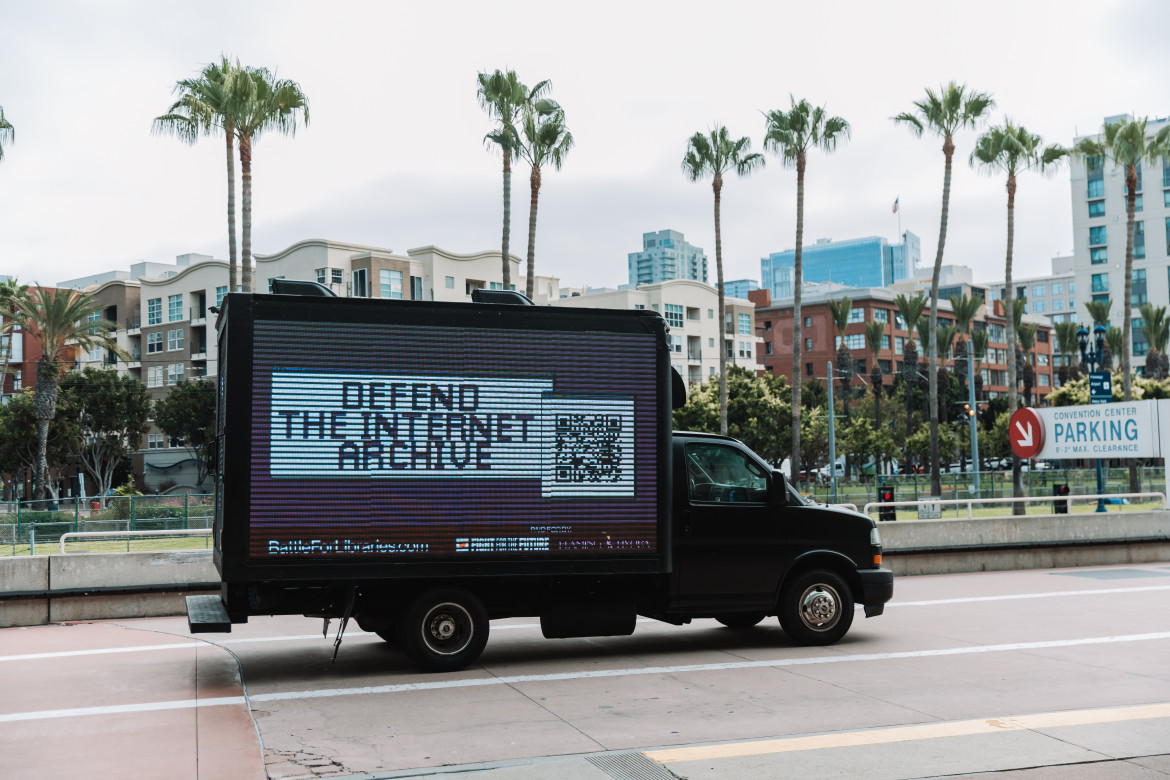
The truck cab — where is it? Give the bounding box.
[668,431,891,644]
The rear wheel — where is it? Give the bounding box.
[778,569,854,645]
[396,589,489,672]
[715,612,766,629]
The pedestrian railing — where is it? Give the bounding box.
[58,528,212,554]
[862,492,1167,521]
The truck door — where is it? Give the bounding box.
[672,441,784,608]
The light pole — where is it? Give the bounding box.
[1077,323,1108,513]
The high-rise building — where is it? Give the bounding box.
[722,279,759,299]
[628,230,708,287]
[761,231,920,299]
[1070,114,1170,374]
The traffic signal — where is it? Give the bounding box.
[962,403,975,418]
[878,486,897,522]
[1053,483,1070,514]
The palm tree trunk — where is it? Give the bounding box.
[1125,167,1138,493]
[33,361,59,501]
[713,176,727,437]
[1005,173,1023,514]
[501,148,512,289]
[239,133,253,294]
[790,158,806,490]
[928,139,955,497]
[525,164,541,300]
[225,124,238,293]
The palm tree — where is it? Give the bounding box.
[0,105,13,162]
[827,297,854,426]
[895,82,994,495]
[763,97,850,490]
[936,325,957,425]
[0,277,29,395]
[682,126,764,438]
[1017,323,1037,407]
[478,70,549,291]
[948,293,983,403]
[154,57,247,292]
[895,293,927,456]
[517,96,573,300]
[1077,118,1170,401]
[1054,321,1080,385]
[864,321,886,432]
[1138,303,1169,380]
[17,288,127,500]
[971,329,989,406]
[233,66,309,293]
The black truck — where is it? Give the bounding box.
[186,286,892,671]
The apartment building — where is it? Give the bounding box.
[749,285,1054,405]
[627,229,708,287]
[551,278,763,386]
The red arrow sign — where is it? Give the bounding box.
[1009,407,1045,459]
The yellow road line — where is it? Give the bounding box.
[644,702,1170,763]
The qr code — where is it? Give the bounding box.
[554,414,623,483]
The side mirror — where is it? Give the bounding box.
[769,469,789,507]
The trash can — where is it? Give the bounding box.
[1052,484,1070,514]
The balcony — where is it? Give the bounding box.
[191,345,208,361]
[190,306,207,326]
[125,316,141,335]
[687,350,702,363]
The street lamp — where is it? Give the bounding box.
[1077,323,1108,512]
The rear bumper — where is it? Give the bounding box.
[857,567,894,616]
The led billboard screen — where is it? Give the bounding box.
[246,318,661,560]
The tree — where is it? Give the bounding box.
[518,94,572,300]
[1138,303,1169,380]
[826,296,854,425]
[17,288,126,500]
[682,125,764,438]
[478,70,549,291]
[0,277,29,394]
[948,293,982,397]
[764,97,850,491]
[154,380,217,488]
[1017,323,1037,407]
[1076,118,1170,401]
[59,368,151,504]
[0,104,13,162]
[1053,321,1080,385]
[864,321,886,437]
[895,82,994,495]
[894,293,927,464]
[0,389,80,502]
[154,57,247,292]
[1085,299,1114,371]
[233,66,309,293]
[673,366,788,464]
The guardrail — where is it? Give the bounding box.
[59,528,212,555]
[862,492,1167,520]
[829,503,859,512]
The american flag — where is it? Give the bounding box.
[892,197,899,214]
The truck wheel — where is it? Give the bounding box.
[778,569,854,646]
[397,589,489,672]
[356,615,397,646]
[715,613,766,629]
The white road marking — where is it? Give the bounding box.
[3,630,1169,722]
[892,584,1170,607]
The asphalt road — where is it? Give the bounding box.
[3,562,1170,779]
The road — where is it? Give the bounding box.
[2,562,1170,779]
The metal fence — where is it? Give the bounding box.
[0,494,214,555]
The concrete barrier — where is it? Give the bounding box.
[0,550,217,628]
[880,510,1170,576]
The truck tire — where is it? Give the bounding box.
[715,613,766,629]
[397,589,489,672]
[778,569,854,646]
[356,615,397,646]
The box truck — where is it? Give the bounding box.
[186,286,892,671]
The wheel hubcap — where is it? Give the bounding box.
[421,602,473,655]
[798,584,840,631]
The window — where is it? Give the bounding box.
[1033,300,1046,313]
[894,314,906,330]
[86,345,100,363]
[1091,273,1109,293]
[882,335,891,350]
[764,342,773,355]
[687,307,701,321]
[1087,179,1104,198]
[849,307,865,323]
[167,328,184,351]
[147,298,162,326]
[737,313,751,335]
[664,304,684,328]
[1036,330,1048,343]
[316,268,328,285]
[1164,190,1170,209]
[989,323,1005,342]
[844,333,865,349]
[708,309,714,319]
[1133,319,1148,356]
[708,338,714,348]
[710,366,716,376]
[872,309,889,323]
[1068,281,1075,294]
[805,338,813,350]
[1132,269,1148,306]
[1089,226,1107,246]
[166,294,182,322]
[379,269,403,299]
[1052,299,1063,311]
[1038,374,1050,387]
[803,316,812,327]
[11,369,20,390]
[1032,285,1047,299]
[1051,283,1062,296]
[1090,248,1107,264]
[1092,294,1109,304]
[146,332,163,354]
[738,341,751,358]
[763,319,771,331]
[1038,353,1049,366]
[879,359,892,373]
[1134,194,1144,212]
[806,363,814,376]
[353,269,368,297]
[444,276,455,289]
[168,363,184,385]
[1088,200,1105,218]
[215,286,227,307]
[670,336,682,353]
[148,433,165,449]
[895,336,905,352]
[147,366,163,388]
[410,276,423,300]
[1134,220,1145,259]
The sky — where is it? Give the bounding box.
[1,0,1168,291]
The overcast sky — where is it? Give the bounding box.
[1,0,1167,291]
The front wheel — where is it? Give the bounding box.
[396,589,489,672]
[778,569,854,646]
